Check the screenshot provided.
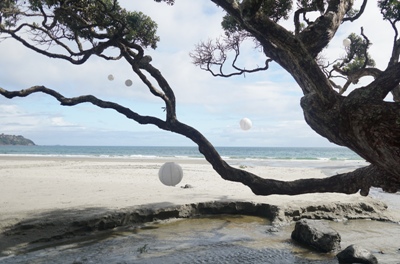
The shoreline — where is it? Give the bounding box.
[0,153,368,166]
[1,156,399,260]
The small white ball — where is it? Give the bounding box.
[158,162,183,186]
[240,118,252,131]
[343,38,351,48]
[125,79,133,87]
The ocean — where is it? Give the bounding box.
[0,145,362,161]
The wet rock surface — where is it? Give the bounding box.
[0,199,394,258]
[337,244,378,264]
[0,215,340,264]
[291,219,341,253]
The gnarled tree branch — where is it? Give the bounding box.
[1,85,398,196]
[298,0,354,58]
[343,0,368,22]
[0,85,166,128]
[190,35,272,78]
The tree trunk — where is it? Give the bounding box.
[301,88,400,192]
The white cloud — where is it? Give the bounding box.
[50,117,76,127]
[0,104,22,115]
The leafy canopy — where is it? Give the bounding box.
[379,0,400,22]
[341,33,376,74]
[222,0,292,35]
[1,0,160,49]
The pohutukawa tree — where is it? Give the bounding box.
[1,0,399,196]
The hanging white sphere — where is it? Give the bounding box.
[343,38,351,48]
[158,162,183,186]
[240,118,252,131]
[107,74,114,81]
[125,79,133,87]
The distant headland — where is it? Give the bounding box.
[0,133,35,146]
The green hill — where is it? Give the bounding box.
[0,134,35,145]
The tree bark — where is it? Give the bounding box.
[208,0,400,193]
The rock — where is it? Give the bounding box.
[291,219,341,252]
[181,184,193,189]
[266,226,280,233]
[337,244,378,264]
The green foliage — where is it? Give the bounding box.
[221,0,292,36]
[262,0,292,22]
[54,0,159,48]
[378,0,400,22]
[0,0,18,27]
[153,0,174,5]
[345,8,359,18]
[125,11,159,49]
[297,0,325,13]
[1,0,160,49]
[341,33,376,73]
[0,0,17,11]
[221,14,243,36]
[221,0,330,37]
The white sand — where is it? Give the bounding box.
[0,156,388,229]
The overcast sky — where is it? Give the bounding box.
[0,1,396,147]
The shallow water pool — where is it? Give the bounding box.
[1,215,400,264]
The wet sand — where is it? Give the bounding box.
[1,156,399,262]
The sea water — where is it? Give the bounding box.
[0,145,362,161]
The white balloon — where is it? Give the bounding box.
[107,74,114,81]
[343,38,351,48]
[240,118,252,131]
[125,79,133,87]
[158,162,183,186]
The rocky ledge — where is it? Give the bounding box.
[0,198,394,256]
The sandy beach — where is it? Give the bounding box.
[1,156,400,262]
[0,156,387,223]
